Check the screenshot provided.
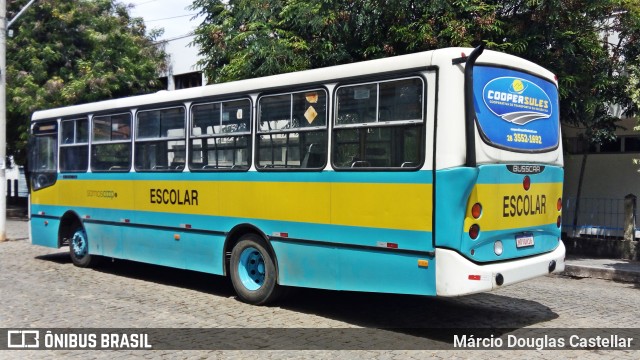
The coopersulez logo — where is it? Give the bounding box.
[483,77,552,125]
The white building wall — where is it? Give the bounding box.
[562,117,640,234]
[564,153,640,201]
[161,35,205,89]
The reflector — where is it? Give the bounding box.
[469,224,480,239]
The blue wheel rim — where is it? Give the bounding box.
[71,230,88,259]
[237,247,265,291]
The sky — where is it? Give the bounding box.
[128,0,203,41]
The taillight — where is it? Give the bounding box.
[471,203,482,219]
[469,224,480,239]
[557,215,562,228]
[557,198,562,211]
[523,176,531,191]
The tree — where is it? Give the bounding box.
[491,1,640,144]
[189,0,502,82]
[190,0,640,144]
[6,0,168,162]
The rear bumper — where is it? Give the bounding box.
[435,241,565,296]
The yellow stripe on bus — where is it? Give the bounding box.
[465,182,563,231]
[32,180,433,231]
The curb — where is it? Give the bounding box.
[562,264,640,284]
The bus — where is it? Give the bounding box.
[28,46,565,305]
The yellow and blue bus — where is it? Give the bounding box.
[28,46,565,304]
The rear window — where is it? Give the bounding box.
[473,66,559,152]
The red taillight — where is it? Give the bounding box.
[471,203,482,219]
[523,176,531,191]
[557,198,562,211]
[557,215,562,228]
[469,224,480,239]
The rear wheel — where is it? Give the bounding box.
[230,234,281,305]
[69,227,94,268]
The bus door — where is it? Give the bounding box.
[29,121,59,248]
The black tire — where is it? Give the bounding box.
[229,234,282,305]
[69,226,95,268]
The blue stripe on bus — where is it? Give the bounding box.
[30,204,434,253]
[474,164,563,184]
[57,170,434,184]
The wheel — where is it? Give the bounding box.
[69,227,94,268]
[230,234,282,305]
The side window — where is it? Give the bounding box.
[60,118,89,172]
[91,113,132,172]
[134,107,186,171]
[257,89,327,170]
[189,99,251,171]
[333,77,424,169]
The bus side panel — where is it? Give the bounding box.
[122,225,185,269]
[30,216,61,248]
[272,241,436,295]
[119,211,225,275]
[84,221,123,258]
[180,232,225,274]
[30,187,62,248]
[336,248,436,295]
[271,241,339,290]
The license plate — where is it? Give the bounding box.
[516,233,534,248]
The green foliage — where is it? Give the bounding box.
[7,0,167,161]
[191,0,640,145]
[489,0,640,145]
[189,0,502,82]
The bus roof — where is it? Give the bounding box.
[31,47,555,121]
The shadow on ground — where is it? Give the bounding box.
[36,251,558,346]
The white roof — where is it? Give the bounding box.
[32,48,555,121]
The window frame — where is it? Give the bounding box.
[188,97,253,172]
[134,105,187,172]
[90,112,133,172]
[59,117,90,173]
[256,87,329,171]
[332,76,426,171]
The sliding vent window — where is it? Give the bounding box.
[60,118,89,172]
[91,113,132,172]
[190,99,251,171]
[333,77,424,169]
[135,107,186,171]
[257,89,327,170]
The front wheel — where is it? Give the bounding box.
[69,227,95,268]
[230,234,282,305]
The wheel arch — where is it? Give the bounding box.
[58,210,84,248]
[223,223,280,281]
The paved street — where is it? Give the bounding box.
[1,219,639,359]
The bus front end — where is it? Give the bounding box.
[434,48,565,296]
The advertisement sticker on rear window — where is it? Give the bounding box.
[473,66,560,152]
